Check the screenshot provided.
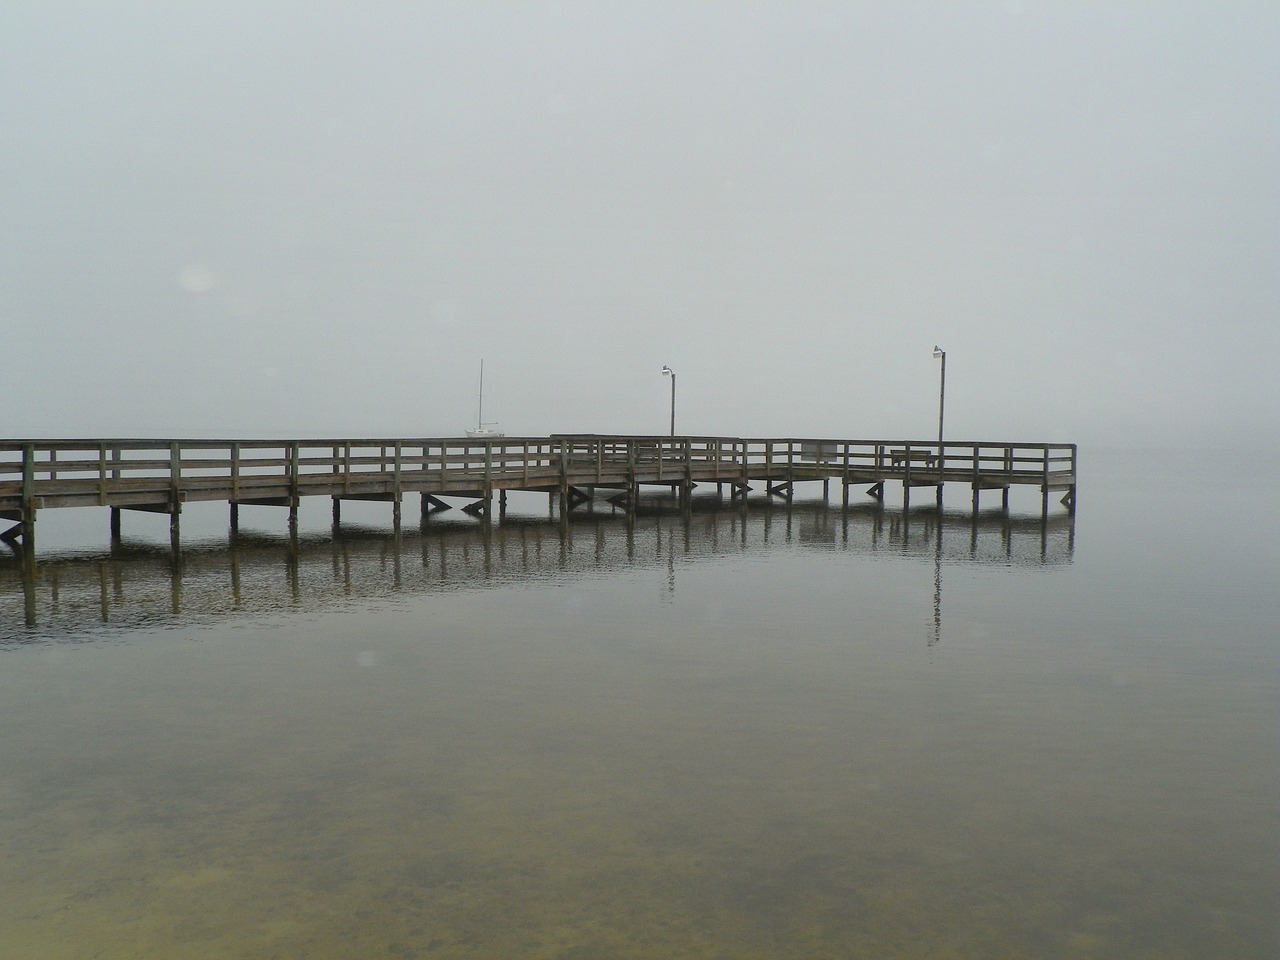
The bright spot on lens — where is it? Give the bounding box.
[178,263,218,293]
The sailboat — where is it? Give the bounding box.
[465,360,504,438]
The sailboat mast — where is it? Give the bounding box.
[476,360,484,430]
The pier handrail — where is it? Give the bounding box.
[1,437,1078,489]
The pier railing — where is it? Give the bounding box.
[1,435,1076,486]
[549,436,1076,489]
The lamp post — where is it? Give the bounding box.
[932,346,946,505]
[661,365,676,436]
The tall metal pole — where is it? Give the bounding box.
[934,347,945,453]
[662,365,676,436]
[670,373,676,437]
[933,346,946,507]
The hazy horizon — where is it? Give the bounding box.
[3,2,1276,448]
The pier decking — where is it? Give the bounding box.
[1,436,1076,557]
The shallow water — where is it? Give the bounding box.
[0,451,1275,958]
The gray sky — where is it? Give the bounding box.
[3,1,1276,447]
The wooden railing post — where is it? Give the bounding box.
[842,442,851,507]
[1041,444,1050,516]
[971,443,981,512]
[329,443,340,525]
[169,442,181,498]
[108,445,122,538]
[97,443,108,505]
[394,441,404,528]
[229,443,241,530]
[289,442,300,530]
[21,442,35,516]
[169,442,182,550]
[484,441,493,501]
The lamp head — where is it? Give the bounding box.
[661,365,673,376]
[932,346,945,359]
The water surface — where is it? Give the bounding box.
[0,451,1275,958]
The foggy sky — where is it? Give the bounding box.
[2,1,1276,448]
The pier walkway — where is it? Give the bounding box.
[1,435,1076,556]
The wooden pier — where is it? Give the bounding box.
[0,435,1076,557]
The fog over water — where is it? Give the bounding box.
[2,2,1276,445]
[2,7,1277,958]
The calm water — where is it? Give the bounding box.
[0,450,1275,959]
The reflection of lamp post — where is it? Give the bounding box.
[661,365,676,436]
[933,346,946,505]
[931,512,943,645]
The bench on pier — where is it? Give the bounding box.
[889,449,939,468]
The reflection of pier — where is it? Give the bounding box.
[792,502,1075,565]
[1,500,1074,642]
[1,436,1077,559]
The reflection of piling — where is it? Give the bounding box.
[2,496,1076,640]
[22,565,36,626]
